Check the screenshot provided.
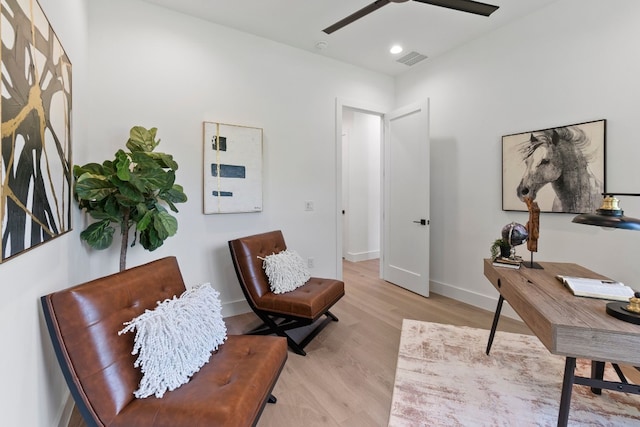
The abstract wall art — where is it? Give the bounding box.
[502,119,605,214]
[203,122,263,214]
[1,0,72,262]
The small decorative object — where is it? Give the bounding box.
[119,283,227,398]
[501,222,528,260]
[203,122,263,214]
[490,238,511,260]
[259,250,311,294]
[1,0,72,263]
[625,293,640,314]
[523,196,542,269]
[572,193,640,230]
[73,126,188,271]
[606,292,640,325]
[502,119,605,213]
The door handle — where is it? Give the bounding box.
[413,219,428,226]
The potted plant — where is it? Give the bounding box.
[490,238,511,260]
[73,126,188,271]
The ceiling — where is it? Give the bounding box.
[141,0,558,76]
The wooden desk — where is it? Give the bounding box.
[484,259,640,426]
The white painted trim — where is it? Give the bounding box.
[57,394,75,427]
[430,280,522,321]
[221,299,251,318]
[335,97,386,282]
[344,250,380,263]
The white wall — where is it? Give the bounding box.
[396,0,640,313]
[342,109,381,262]
[0,1,90,426]
[85,0,394,316]
[0,0,394,425]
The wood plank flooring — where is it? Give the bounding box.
[68,259,530,427]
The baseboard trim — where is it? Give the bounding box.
[57,394,74,427]
[222,299,251,317]
[429,279,521,321]
[343,250,379,263]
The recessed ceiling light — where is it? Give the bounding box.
[390,45,403,54]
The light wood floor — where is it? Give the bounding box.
[68,259,530,427]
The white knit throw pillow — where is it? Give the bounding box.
[261,249,311,294]
[118,283,227,398]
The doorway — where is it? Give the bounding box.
[335,99,430,298]
[341,107,382,264]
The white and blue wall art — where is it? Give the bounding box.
[203,122,263,214]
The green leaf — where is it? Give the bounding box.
[80,220,115,250]
[140,168,173,191]
[104,196,121,218]
[114,183,145,206]
[115,150,131,181]
[159,185,188,212]
[130,151,159,169]
[153,211,178,240]
[164,184,188,203]
[127,126,159,152]
[73,163,103,178]
[102,160,116,176]
[140,227,163,251]
[127,173,147,193]
[149,152,178,170]
[137,211,153,231]
[75,173,114,201]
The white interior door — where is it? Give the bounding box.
[383,101,430,297]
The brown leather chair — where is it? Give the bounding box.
[41,256,287,427]
[228,230,345,356]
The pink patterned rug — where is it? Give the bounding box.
[389,320,640,426]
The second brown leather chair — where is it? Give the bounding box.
[228,230,345,356]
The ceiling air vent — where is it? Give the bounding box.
[396,51,428,66]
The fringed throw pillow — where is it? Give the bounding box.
[119,283,227,398]
[261,249,311,294]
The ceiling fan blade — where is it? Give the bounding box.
[413,0,499,17]
[323,0,392,34]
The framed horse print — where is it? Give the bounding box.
[502,119,606,213]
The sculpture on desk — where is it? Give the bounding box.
[523,196,543,268]
[500,222,528,260]
[525,196,540,252]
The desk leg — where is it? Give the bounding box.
[558,357,576,427]
[486,295,504,355]
[590,361,605,395]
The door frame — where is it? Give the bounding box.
[335,98,386,280]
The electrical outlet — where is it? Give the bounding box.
[304,200,314,211]
[307,257,314,268]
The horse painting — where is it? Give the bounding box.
[515,127,603,213]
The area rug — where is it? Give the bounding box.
[389,320,640,426]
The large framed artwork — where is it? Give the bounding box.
[203,122,263,214]
[502,119,605,214]
[1,0,72,262]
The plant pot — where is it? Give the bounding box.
[500,245,511,258]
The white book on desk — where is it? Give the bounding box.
[556,275,635,302]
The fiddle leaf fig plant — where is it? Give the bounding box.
[73,126,188,271]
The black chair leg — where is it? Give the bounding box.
[268,395,277,404]
[247,310,340,356]
[326,310,339,321]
